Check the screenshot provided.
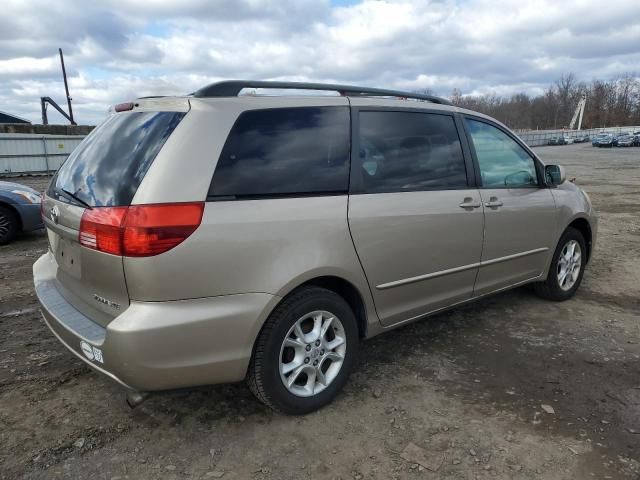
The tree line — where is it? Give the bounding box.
[432,74,640,131]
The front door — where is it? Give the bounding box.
[348,108,484,326]
[463,117,557,296]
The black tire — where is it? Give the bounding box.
[0,205,19,246]
[247,286,359,414]
[534,227,586,301]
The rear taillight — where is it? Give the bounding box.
[122,203,204,256]
[79,207,128,255]
[79,203,204,257]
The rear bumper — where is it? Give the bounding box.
[33,253,280,392]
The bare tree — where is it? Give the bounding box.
[446,73,640,130]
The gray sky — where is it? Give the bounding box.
[2,0,639,125]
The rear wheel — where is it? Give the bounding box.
[247,287,358,414]
[0,206,19,245]
[534,227,586,301]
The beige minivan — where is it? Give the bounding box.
[34,81,597,414]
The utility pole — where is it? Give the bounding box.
[58,48,75,125]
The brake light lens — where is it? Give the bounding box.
[123,203,204,256]
[79,207,128,255]
[79,203,204,257]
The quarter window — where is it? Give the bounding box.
[464,118,538,188]
[356,111,467,193]
[209,107,350,198]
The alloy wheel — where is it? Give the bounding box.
[279,310,347,397]
[557,239,582,291]
[0,210,10,237]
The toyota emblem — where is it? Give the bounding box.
[50,205,60,224]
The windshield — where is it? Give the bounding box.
[49,111,185,207]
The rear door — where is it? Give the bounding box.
[462,116,557,295]
[42,105,187,326]
[348,107,484,327]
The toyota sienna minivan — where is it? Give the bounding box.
[34,80,597,414]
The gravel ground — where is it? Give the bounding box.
[1,143,639,479]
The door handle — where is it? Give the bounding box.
[484,196,503,208]
[459,197,481,209]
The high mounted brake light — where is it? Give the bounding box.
[114,102,134,112]
[79,203,204,257]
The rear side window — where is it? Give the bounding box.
[356,111,467,193]
[209,107,350,198]
[50,111,185,206]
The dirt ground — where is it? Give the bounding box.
[1,143,639,480]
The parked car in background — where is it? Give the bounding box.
[574,134,590,143]
[0,180,43,245]
[596,134,614,147]
[612,133,632,147]
[549,136,572,145]
[34,80,598,414]
[616,134,635,147]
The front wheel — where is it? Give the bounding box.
[247,287,359,414]
[534,227,586,301]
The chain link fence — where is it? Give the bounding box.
[517,126,640,147]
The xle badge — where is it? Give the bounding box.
[93,294,121,310]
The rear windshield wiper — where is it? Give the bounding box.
[60,188,93,210]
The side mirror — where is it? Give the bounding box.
[545,164,566,186]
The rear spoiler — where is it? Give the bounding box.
[108,97,191,114]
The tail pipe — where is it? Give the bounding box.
[125,390,149,408]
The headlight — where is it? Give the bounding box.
[11,189,41,204]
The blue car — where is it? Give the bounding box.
[0,180,43,245]
[596,134,614,148]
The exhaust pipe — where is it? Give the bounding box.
[126,390,149,408]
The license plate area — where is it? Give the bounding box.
[54,235,82,278]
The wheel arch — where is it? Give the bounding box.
[292,276,369,339]
[567,217,593,263]
[252,272,372,347]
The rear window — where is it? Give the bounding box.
[208,106,350,198]
[50,111,185,207]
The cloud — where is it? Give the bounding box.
[0,0,639,124]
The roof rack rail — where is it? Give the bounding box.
[192,80,452,106]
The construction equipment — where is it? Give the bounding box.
[569,94,586,130]
[40,96,75,125]
[40,48,76,125]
